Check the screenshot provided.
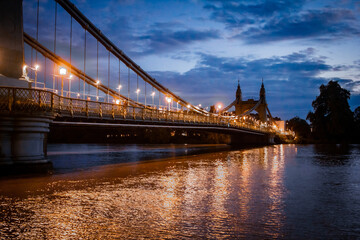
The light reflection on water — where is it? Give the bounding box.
[1,144,360,239]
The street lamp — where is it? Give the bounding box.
[59,67,67,97]
[151,91,155,107]
[34,64,39,88]
[96,80,100,101]
[117,84,122,93]
[68,74,73,97]
[136,88,140,102]
[217,104,222,113]
[166,97,172,111]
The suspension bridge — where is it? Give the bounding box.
[0,0,289,169]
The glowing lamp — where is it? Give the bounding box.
[59,67,67,75]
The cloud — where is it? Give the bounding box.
[150,48,358,119]
[204,0,305,28]
[239,9,359,43]
[203,0,360,43]
[136,29,220,55]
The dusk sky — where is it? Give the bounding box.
[24,0,360,120]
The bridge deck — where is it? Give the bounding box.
[0,87,276,135]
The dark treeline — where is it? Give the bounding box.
[287,81,360,143]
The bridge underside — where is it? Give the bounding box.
[49,117,273,146]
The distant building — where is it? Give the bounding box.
[234,79,268,122]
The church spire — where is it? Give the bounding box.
[236,78,242,103]
[260,78,265,100]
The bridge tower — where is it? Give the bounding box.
[0,0,52,172]
[257,79,267,122]
[234,79,268,122]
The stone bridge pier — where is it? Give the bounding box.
[0,0,53,173]
[0,114,53,172]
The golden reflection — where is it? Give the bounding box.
[262,145,286,238]
[0,146,301,239]
[211,160,228,214]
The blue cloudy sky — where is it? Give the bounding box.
[24,0,360,119]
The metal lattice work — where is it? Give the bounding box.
[0,87,277,133]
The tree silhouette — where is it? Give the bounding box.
[307,81,354,142]
[287,117,311,141]
[354,106,360,139]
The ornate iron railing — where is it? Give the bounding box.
[0,87,275,133]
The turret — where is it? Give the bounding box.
[236,79,242,104]
[260,78,265,101]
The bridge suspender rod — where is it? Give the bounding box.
[118,59,121,93]
[24,33,143,108]
[54,2,57,54]
[83,29,86,100]
[108,51,110,103]
[128,67,130,106]
[44,57,46,88]
[144,81,146,106]
[53,2,57,92]
[69,16,72,97]
[55,0,197,111]
[97,41,99,80]
[36,0,39,64]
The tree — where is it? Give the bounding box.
[354,106,360,124]
[286,117,311,140]
[306,81,354,142]
[354,106,360,140]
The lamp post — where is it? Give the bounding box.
[217,104,222,113]
[34,64,39,88]
[96,80,100,101]
[151,91,155,107]
[59,67,67,97]
[68,74,73,97]
[117,84,122,97]
[136,88,140,103]
[166,97,172,111]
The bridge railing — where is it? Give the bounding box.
[0,87,276,133]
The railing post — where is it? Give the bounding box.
[70,99,73,116]
[86,101,89,117]
[142,108,144,120]
[38,90,41,106]
[133,107,135,119]
[112,104,115,119]
[99,103,102,118]
[8,88,13,111]
[50,93,54,111]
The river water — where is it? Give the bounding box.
[1,144,360,239]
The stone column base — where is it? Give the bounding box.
[0,113,53,171]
